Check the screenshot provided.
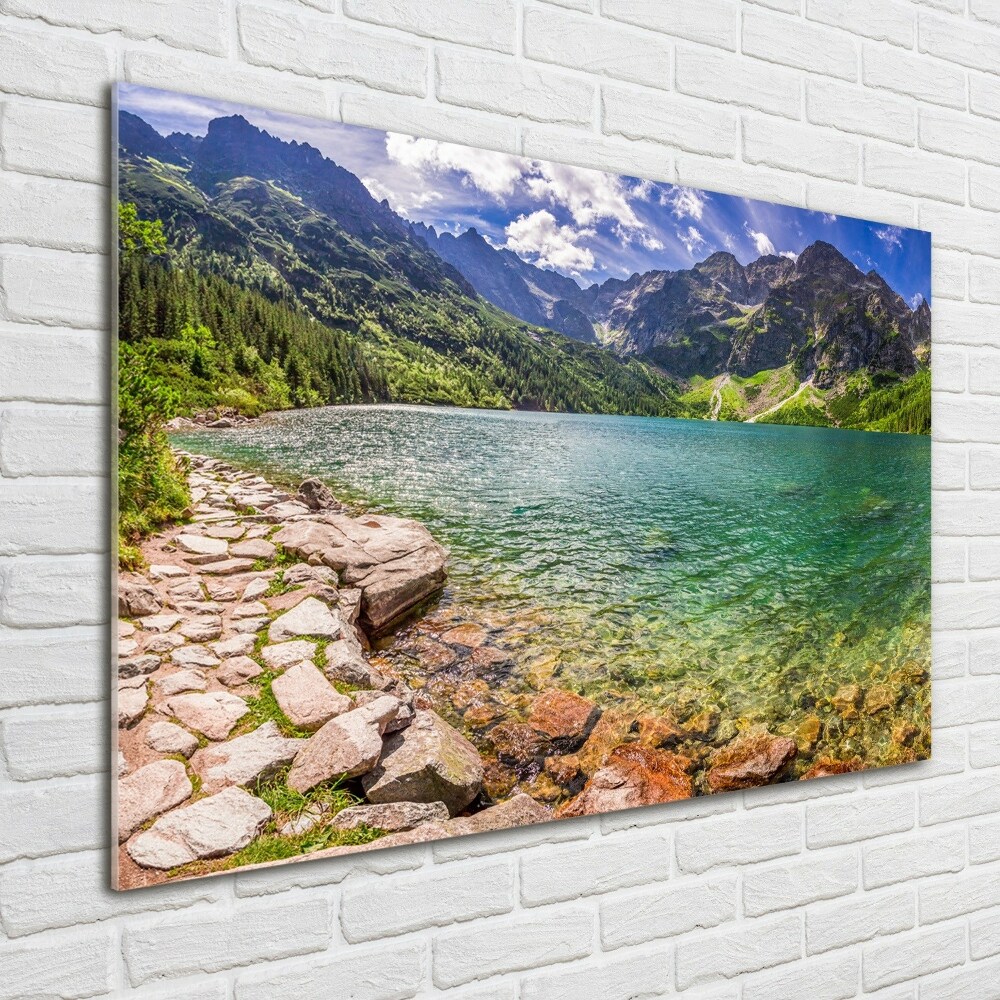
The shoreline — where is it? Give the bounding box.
[117,447,930,886]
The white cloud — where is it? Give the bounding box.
[362,175,441,218]
[779,250,799,260]
[874,225,903,252]
[631,178,655,201]
[677,226,707,257]
[661,186,707,221]
[504,209,595,276]
[526,161,642,230]
[821,212,837,224]
[385,133,526,198]
[910,292,925,309]
[745,226,776,256]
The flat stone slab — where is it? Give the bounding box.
[139,613,182,634]
[241,577,270,602]
[262,640,316,671]
[175,534,229,556]
[118,654,160,681]
[167,691,248,741]
[118,685,149,728]
[191,721,304,793]
[232,600,268,618]
[216,655,264,687]
[362,710,484,816]
[126,787,271,869]
[200,558,258,576]
[146,721,199,758]
[271,661,353,731]
[205,524,245,539]
[332,800,449,833]
[118,759,192,842]
[119,579,162,617]
[179,616,223,642]
[145,633,184,654]
[231,538,276,560]
[232,616,269,635]
[268,597,343,643]
[211,634,257,658]
[155,669,208,698]
[149,564,189,580]
[171,645,221,669]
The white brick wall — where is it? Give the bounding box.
[0,1,997,997]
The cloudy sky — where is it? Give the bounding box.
[119,84,932,306]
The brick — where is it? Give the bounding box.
[342,92,517,154]
[971,257,1000,304]
[0,99,107,184]
[921,203,1000,259]
[934,444,966,491]
[0,23,112,106]
[344,0,517,53]
[934,537,966,582]
[921,773,1000,825]
[920,867,1000,924]
[521,126,673,183]
[124,49,329,122]
[676,47,801,118]
[863,44,966,109]
[0,480,103,555]
[520,833,671,906]
[933,250,969,301]
[603,88,737,157]
[921,960,1000,1000]
[863,143,965,203]
[0,850,221,937]
[935,584,1000,629]
[0,326,103,403]
[743,9,858,80]
[919,12,1000,75]
[524,7,670,90]
[742,951,859,1000]
[932,634,966,679]
[437,49,593,125]
[972,820,1000,866]
[0,626,103,708]
[972,73,1000,121]
[0,775,101,863]
[805,180,915,229]
[920,106,1000,167]
[971,447,1000,489]
[0,554,106,628]
[745,117,858,182]
[1,0,228,55]
[863,828,965,889]
[520,948,671,1000]
[124,900,331,985]
[680,156,803,207]
[599,792,737,832]
[1,702,104,779]
[972,0,1000,24]
[970,631,1000,673]
[239,4,427,97]
[601,0,739,50]
[863,924,967,990]
[970,164,1000,213]
[743,850,858,917]
[806,885,914,954]
[807,0,915,46]
[933,677,1000,725]
[235,942,425,1000]
[600,875,737,949]
[971,724,1000,766]
[0,404,106,476]
[936,303,1000,350]
[433,908,593,988]
[431,805,588,862]
[0,250,106,328]
[676,808,802,874]
[340,859,514,942]
[807,78,915,144]
[934,345,967,392]
[970,539,1000,581]
[0,927,112,1000]
[675,914,802,990]
[972,908,1000,958]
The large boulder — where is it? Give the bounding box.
[118,579,161,618]
[118,759,192,842]
[273,515,448,636]
[271,662,353,731]
[706,730,797,792]
[558,744,693,818]
[191,722,305,793]
[286,697,401,793]
[298,478,339,511]
[528,689,600,751]
[126,787,271,869]
[362,710,484,816]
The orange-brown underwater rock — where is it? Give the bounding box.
[802,756,865,780]
[557,744,693,818]
[528,689,600,750]
[707,730,797,792]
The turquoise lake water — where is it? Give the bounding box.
[174,405,930,739]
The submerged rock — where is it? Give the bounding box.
[126,787,271,869]
[558,744,693,817]
[802,756,864,780]
[528,689,600,751]
[362,710,484,816]
[707,730,797,792]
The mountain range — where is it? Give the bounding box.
[117,110,931,433]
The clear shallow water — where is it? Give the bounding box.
[174,405,930,740]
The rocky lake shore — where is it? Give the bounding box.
[117,450,929,885]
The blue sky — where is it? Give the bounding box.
[119,84,931,307]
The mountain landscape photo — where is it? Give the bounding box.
[114,84,931,886]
